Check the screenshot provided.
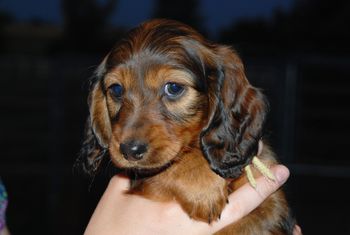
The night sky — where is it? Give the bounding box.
[0,0,294,37]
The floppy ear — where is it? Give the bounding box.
[88,80,112,148]
[75,59,112,176]
[200,46,268,179]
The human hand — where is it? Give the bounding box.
[0,226,10,235]
[84,165,296,235]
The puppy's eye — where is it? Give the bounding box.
[164,83,184,98]
[109,84,123,98]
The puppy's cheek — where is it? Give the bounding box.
[163,88,203,119]
[151,141,182,163]
[172,112,207,147]
[108,135,129,167]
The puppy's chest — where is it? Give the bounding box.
[128,153,230,222]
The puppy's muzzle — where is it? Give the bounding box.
[120,140,148,161]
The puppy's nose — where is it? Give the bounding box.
[120,140,148,161]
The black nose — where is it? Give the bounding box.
[120,140,148,161]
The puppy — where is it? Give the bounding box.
[78,19,295,234]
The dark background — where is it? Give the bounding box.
[1,0,350,234]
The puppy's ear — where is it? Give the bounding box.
[200,46,268,178]
[76,58,112,176]
[88,80,112,148]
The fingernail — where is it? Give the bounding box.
[275,165,290,184]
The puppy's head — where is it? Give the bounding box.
[78,19,268,178]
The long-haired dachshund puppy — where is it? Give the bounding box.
[78,19,295,234]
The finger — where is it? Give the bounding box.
[210,165,290,232]
[109,174,131,192]
[230,165,289,215]
[257,140,263,156]
[293,225,302,235]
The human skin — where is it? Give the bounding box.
[84,165,301,235]
[0,226,10,235]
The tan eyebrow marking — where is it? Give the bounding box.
[145,67,195,89]
[104,66,134,89]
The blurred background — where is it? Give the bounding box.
[0,0,350,234]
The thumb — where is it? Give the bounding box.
[210,165,290,233]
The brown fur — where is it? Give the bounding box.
[79,19,294,234]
